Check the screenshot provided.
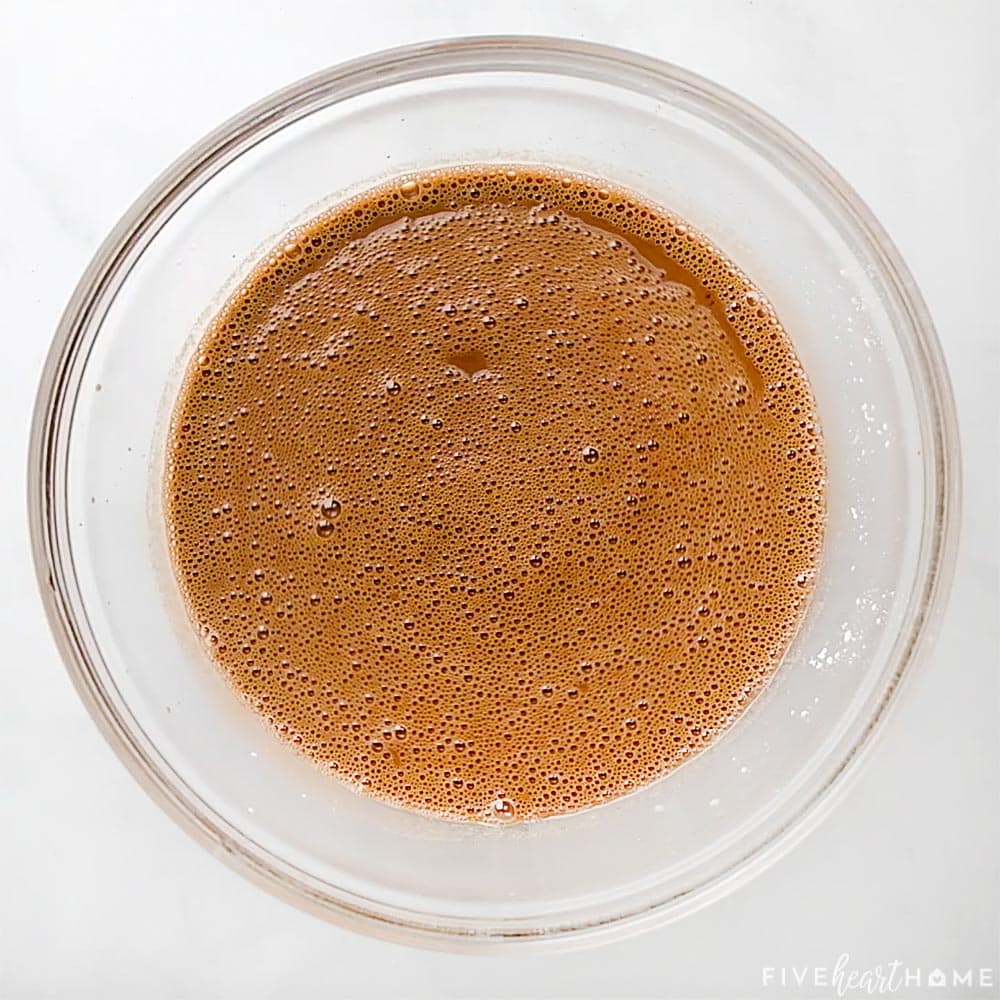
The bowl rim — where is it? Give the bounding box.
[28,34,961,951]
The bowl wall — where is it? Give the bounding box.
[31,38,959,947]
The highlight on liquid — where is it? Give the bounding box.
[165,166,825,822]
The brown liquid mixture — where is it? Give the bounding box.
[165,167,824,822]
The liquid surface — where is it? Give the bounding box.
[166,167,824,822]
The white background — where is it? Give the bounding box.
[1,2,996,997]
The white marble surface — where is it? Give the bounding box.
[1,1,997,997]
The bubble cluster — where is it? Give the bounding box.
[165,166,826,823]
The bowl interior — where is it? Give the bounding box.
[43,41,944,942]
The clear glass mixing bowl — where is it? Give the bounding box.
[29,37,960,949]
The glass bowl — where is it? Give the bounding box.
[29,36,960,950]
